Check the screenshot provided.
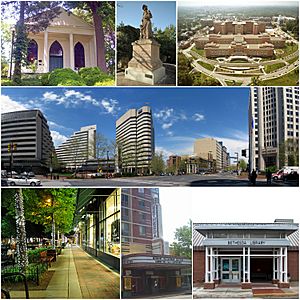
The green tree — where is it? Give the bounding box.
[151,152,166,175]
[171,219,192,259]
[178,53,194,86]
[239,159,247,171]
[250,76,262,86]
[279,138,299,168]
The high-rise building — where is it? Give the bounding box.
[249,87,299,171]
[151,188,163,239]
[1,110,54,173]
[194,137,230,171]
[55,125,96,170]
[116,106,154,175]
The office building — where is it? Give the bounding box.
[116,106,154,175]
[194,137,230,171]
[55,125,96,170]
[193,220,299,289]
[1,110,54,173]
[121,188,191,298]
[249,87,299,171]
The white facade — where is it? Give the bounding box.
[24,9,96,73]
[249,87,299,171]
[116,106,154,174]
[56,125,96,170]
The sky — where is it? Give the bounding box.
[159,188,192,244]
[117,1,176,29]
[1,87,249,161]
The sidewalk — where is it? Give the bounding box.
[9,246,120,299]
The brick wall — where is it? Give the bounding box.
[193,250,205,283]
[288,250,299,281]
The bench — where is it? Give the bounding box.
[46,249,57,262]
[40,251,54,267]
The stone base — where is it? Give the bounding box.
[125,66,165,85]
[241,282,252,289]
[204,282,215,289]
[278,282,290,288]
[272,279,279,284]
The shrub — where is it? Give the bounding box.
[40,73,50,86]
[48,68,85,86]
[78,67,115,86]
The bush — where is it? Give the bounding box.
[78,67,115,86]
[48,68,85,86]
[40,73,50,86]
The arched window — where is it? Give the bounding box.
[74,42,85,69]
[27,40,38,63]
[49,41,63,71]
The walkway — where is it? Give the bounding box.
[9,246,120,299]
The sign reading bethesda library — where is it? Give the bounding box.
[203,239,290,247]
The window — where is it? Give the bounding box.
[27,40,38,63]
[139,226,146,236]
[121,194,129,207]
[122,222,130,236]
[138,199,145,208]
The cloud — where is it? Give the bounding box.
[0,95,28,113]
[43,91,59,101]
[101,99,120,115]
[162,123,173,130]
[51,131,68,147]
[193,113,205,121]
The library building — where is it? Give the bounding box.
[193,220,299,289]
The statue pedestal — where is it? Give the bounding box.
[125,39,165,85]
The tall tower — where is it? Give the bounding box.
[55,125,96,170]
[249,87,299,171]
[116,106,154,175]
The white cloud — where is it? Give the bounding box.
[101,99,120,115]
[193,113,205,121]
[51,131,68,147]
[162,122,173,130]
[43,91,59,101]
[0,95,28,113]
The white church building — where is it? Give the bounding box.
[24,8,97,73]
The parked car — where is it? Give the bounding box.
[7,176,41,186]
[272,166,299,180]
[272,169,284,180]
[20,172,35,178]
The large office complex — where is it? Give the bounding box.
[249,87,299,171]
[1,110,54,173]
[116,106,154,175]
[194,137,230,171]
[121,188,191,298]
[193,220,299,289]
[55,125,96,170]
[194,20,285,58]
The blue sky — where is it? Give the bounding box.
[1,87,249,161]
[117,1,176,29]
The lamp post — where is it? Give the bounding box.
[46,197,55,249]
[106,150,109,177]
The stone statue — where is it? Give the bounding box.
[140,4,153,40]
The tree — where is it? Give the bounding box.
[66,1,115,73]
[151,152,166,175]
[250,76,262,86]
[239,159,247,171]
[171,219,192,259]
[14,188,29,272]
[1,1,61,83]
[279,138,299,168]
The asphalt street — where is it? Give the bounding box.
[38,174,298,187]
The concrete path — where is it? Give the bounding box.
[9,246,119,299]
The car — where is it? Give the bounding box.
[7,176,41,186]
[20,172,35,178]
[1,179,8,186]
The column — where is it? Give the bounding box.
[205,247,209,283]
[43,30,48,72]
[69,33,74,70]
[215,249,219,280]
[243,247,246,283]
[247,247,251,282]
[273,249,276,281]
[279,247,283,282]
[284,247,288,282]
[94,35,97,66]
[210,247,214,282]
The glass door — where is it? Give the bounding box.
[221,258,240,283]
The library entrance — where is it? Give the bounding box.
[221,258,240,283]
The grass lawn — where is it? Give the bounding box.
[191,47,205,57]
[198,61,215,71]
[276,44,299,58]
[225,80,243,86]
[264,62,286,73]
[287,56,299,65]
[260,68,299,86]
[1,77,42,86]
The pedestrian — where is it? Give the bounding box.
[251,169,257,186]
[266,169,272,185]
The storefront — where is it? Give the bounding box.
[193,221,299,289]
[122,254,192,298]
[75,188,120,271]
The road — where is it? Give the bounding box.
[37,174,298,187]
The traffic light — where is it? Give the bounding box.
[242,149,247,157]
[8,144,11,152]
[13,143,17,151]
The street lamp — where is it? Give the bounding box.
[46,197,55,249]
[106,150,109,178]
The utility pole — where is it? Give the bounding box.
[8,142,17,177]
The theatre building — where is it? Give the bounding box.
[193,220,299,289]
[121,188,192,298]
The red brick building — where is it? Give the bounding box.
[193,220,299,289]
